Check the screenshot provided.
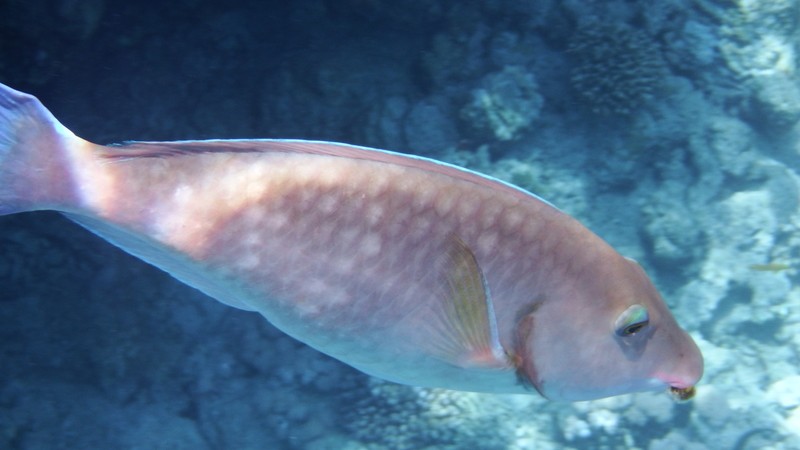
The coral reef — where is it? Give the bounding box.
[1,1,799,449]
[340,379,508,450]
[460,65,543,141]
[700,0,800,131]
[748,72,800,132]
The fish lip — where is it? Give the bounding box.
[665,379,693,390]
[651,374,697,401]
[652,369,701,391]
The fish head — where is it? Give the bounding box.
[517,254,703,401]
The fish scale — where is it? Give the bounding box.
[0,83,702,401]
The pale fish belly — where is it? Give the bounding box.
[89,149,571,391]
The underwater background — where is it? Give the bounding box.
[1,0,799,449]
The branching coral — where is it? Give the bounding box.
[339,378,508,450]
[568,23,666,115]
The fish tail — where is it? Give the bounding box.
[0,83,88,215]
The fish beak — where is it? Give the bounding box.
[654,338,704,402]
[653,369,700,401]
[653,365,702,402]
[669,385,696,401]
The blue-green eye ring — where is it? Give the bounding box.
[615,304,650,337]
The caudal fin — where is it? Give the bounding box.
[0,83,87,215]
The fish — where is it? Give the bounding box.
[749,263,791,272]
[0,83,703,401]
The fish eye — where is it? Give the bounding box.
[615,304,650,337]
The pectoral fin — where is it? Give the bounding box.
[424,235,511,370]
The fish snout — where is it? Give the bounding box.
[653,372,699,401]
[654,341,704,400]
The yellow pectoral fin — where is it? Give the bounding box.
[425,235,511,370]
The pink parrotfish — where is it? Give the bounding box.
[0,83,702,401]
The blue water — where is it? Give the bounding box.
[1,1,799,449]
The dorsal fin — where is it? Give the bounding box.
[100,139,558,209]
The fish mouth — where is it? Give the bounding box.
[655,366,702,402]
[669,385,696,401]
[653,372,699,401]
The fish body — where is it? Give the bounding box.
[0,83,702,401]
